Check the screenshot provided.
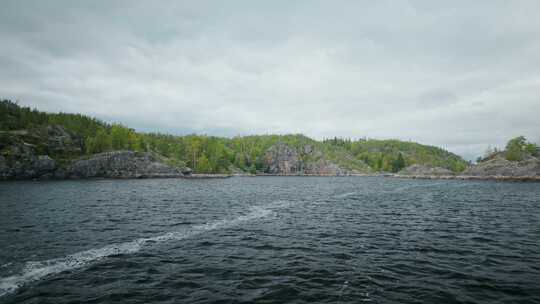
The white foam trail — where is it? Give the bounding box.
[0,205,275,297]
[335,192,357,199]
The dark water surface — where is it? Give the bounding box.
[0,177,539,303]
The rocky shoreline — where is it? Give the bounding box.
[2,171,539,182]
[187,174,232,179]
[1,124,538,182]
[253,173,540,182]
[387,174,540,182]
[387,158,540,182]
[0,150,191,181]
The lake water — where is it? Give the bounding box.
[0,177,539,303]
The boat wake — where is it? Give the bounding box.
[0,203,282,297]
[334,192,357,199]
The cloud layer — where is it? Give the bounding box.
[1,1,539,160]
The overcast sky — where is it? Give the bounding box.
[1,1,539,160]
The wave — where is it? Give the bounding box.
[392,181,447,192]
[0,204,278,297]
[334,192,357,199]
[392,179,476,193]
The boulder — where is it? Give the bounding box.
[181,167,193,176]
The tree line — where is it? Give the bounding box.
[323,137,468,172]
[2,99,500,174]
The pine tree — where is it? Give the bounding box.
[392,152,406,172]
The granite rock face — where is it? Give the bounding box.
[67,151,185,178]
[263,143,301,174]
[262,142,350,175]
[399,164,454,176]
[0,142,57,180]
[463,155,540,177]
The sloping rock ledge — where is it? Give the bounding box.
[0,150,192,180]
[66,151,188,179]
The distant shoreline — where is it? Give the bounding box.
[385,174,540,182]
[2,173,539,182]
[202,173,540,182]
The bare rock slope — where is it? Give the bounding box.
[262,142,360,175]
[66,151,187,179]
[462,154,540,177]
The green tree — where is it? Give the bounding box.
[505,136,534,161]
[234,152,247,170]
[187,138,201,169]
[195,154,212,173]
[376,155,383,171]
[110,124,129,150]
[392,153,406,172]
[86,128,112,154]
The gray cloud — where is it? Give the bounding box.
[1,0,539,160]
[417,89,458,108]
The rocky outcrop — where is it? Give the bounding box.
[390,154,540,182]
[0,125,84,180]
[0,148,189,180]
[67,151,187,178]
[462,154,540,177]
[263,143,301,174]
[399,164,454,176]
[0,126,190,180]
[45,125,83,154]
[262,142,351,175]
[303,159,348,175]
[0,141,57,180]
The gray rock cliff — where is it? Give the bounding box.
[67,151,185,178]
[263,143,301,174]
[262,142,350,175]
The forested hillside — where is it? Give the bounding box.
[1,99,469,174]
[323,138,468,172]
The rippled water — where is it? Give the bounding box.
[0,177,539,303]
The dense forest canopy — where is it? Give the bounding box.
[0,99,487,173]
